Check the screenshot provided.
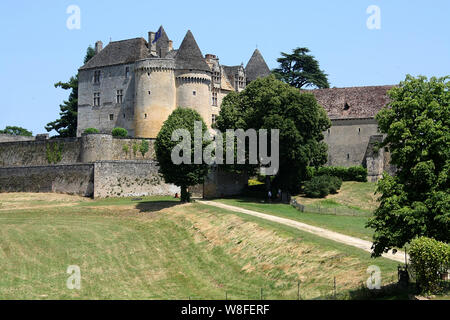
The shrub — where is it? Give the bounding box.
[308,166,368,182]
[139,140,149,157]
[303,175,342,198]
[409,237,450,295]
[112,127,128,137]
[132,143,139,157]
[84,128,99,134]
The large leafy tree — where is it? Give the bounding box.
[368,75,450,257]
[215,75,331,193]
[272,47,330,89]
[155,108,211,202]
[0,126,32,137]
[45,46,95,137]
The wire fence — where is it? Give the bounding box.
[183,276,415,301]
[291,199,372,217]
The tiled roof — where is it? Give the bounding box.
[79,38,149,70]
[309,85,394,119]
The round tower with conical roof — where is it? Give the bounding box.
[175,30,212,127]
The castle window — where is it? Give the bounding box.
[347,154,350,160]
[109,114,114,121]
[123,113,126,119]
[212,89,218,106]
[116,90,123,104]
[144,114,148,119]
[193,91,196,96]
[125,67,130,78]
[358,128,361,134]
[148,91,151,95]
[238,76,245,89]
[94,70,101,84]
[213,72,220,84]
[93,92,100,106]
[212,114,217,125]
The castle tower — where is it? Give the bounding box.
[245,49,271,84]
[134,59,176,138]
[175,31,212,127]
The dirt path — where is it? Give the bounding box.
[200,200,408,263]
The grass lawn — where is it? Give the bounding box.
[215,197,374,241]
[0,193,399,300]
[296,181,379,213]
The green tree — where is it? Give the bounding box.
[0,126,32,136]
[215,75,331,193]
[368,75,450,257]
[272,47,330,89]
[45,46,96,137]
[155,108,211,202]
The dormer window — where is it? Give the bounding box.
[213,71,220,83]
[344,103,350,111]
[125,67,130,78]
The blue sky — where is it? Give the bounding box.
[0,0,449,135]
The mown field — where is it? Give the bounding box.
[0,192,399,300]
[216,182,377,241]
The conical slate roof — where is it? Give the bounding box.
[175,30,210,72]
[245,49,271,82]
[155,26,171,58]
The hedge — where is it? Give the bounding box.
[409,237,450,294]
[83,128,99,134]
[303,175,343,198]
[112,127,128,137]
[307,166,368,182]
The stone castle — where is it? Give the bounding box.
[77,26,271,138]
[0,27,395,198]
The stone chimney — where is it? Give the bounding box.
[95,41,103,54]
[148,32,156,55]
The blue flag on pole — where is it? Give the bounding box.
[152,27,162,44]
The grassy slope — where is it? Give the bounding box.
[297,182,379,212]
[215,198,373,241]
[214,182,380,241]
[0,193,398,300]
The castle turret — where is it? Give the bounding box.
[245,49,271,84]
[175,30,212,127]
[134,59,176,138]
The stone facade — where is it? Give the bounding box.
[77,27,271,138]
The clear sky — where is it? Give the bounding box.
[0,0,449,135]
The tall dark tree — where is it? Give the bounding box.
[367,75,450,257]
[45,46,95,137]
[272,47,330,89]
[0,126,33,137]
[215,75,331,193]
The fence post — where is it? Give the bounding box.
[297,281,301,300]
[260,288,263,300]
[225,291,228,300]
[333,277,337,299]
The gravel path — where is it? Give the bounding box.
[201,200,408,263]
